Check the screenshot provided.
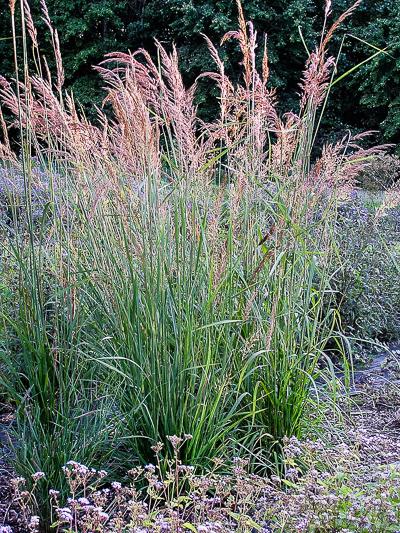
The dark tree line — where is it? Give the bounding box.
[0,0,399,147]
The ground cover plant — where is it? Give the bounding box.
[0,0,399,530]
[6,428,400,532]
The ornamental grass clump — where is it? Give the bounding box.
[0,0,388,527]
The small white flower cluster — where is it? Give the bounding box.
[31,471,45,482]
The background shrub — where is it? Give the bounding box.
[357,154,400,191]
[333,196,400,343]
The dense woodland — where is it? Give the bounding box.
[1,0,399,148]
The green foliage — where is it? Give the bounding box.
[350,0,400,146]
